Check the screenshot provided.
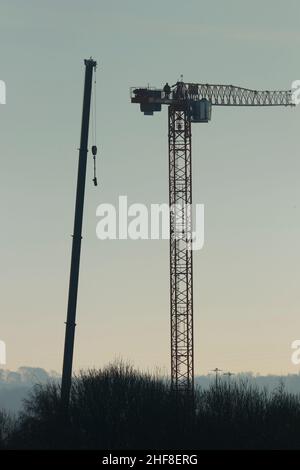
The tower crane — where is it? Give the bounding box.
[131,80,294,394]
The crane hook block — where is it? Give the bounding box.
[92,145,97,156]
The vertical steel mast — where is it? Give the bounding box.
[169,106,194,392]
[61,58,97,412]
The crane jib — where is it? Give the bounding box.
[131,83,294,114]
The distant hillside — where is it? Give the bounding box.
[0,367,59,413]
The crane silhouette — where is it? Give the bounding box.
[131,80,294,394]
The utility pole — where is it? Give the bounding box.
[131,81,294,394]
[61,58,97,412]
[210,368,223,389]
[223,372,235,379]
[223,371,235,390]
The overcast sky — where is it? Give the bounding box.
[0,0,300,375]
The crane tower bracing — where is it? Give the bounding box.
[131,81,294,393]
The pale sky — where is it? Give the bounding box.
[0,0,300,376]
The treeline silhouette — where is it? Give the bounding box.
[1,361,300,449]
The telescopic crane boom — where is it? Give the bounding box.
[61,58,97,412]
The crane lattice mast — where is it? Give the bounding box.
[131,81,294,393]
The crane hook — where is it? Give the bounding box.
[92,145,98,186]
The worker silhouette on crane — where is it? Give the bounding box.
[163,82,171,99]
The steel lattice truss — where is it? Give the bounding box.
[169,107,194,392]
[131,83,294,107]
[184,83,293,106]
